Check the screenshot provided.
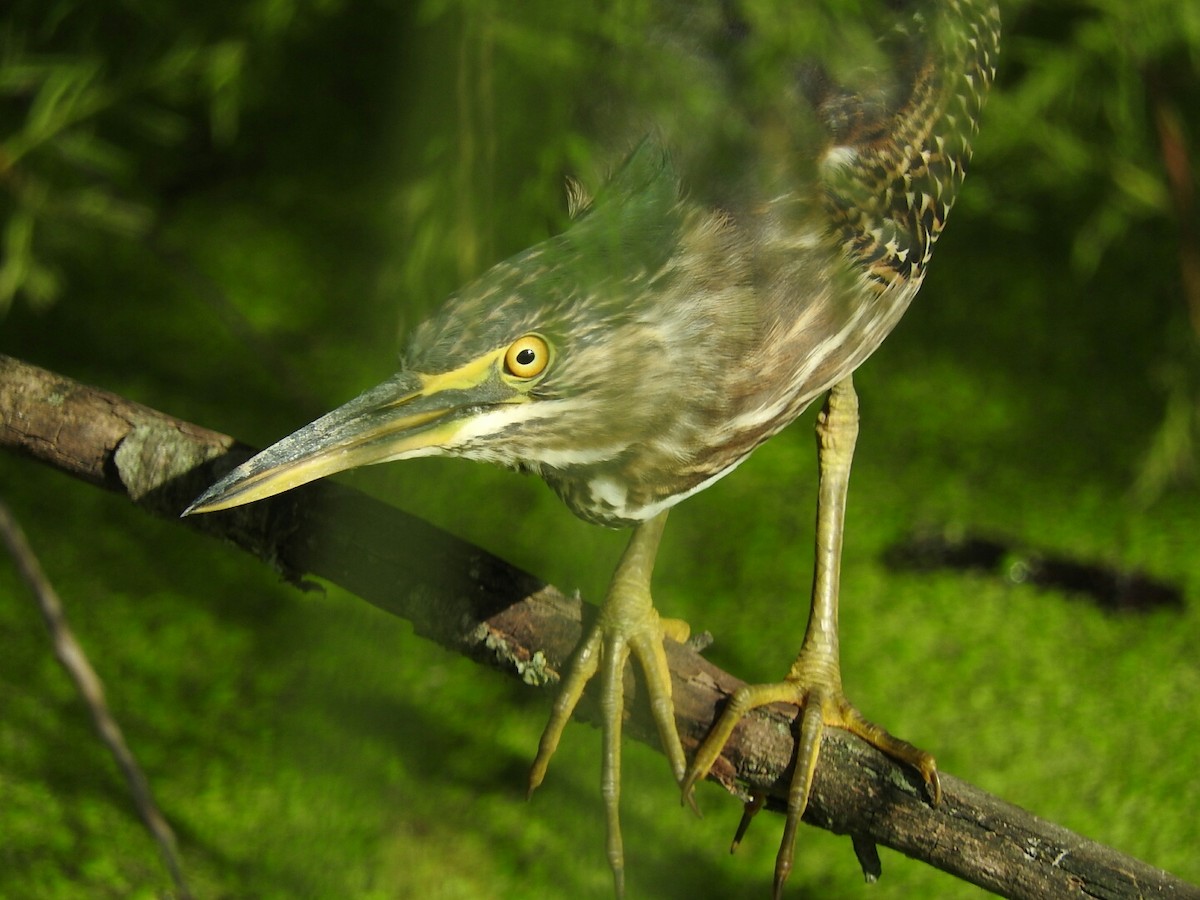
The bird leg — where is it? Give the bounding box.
[528,509,691,898]
[682,376,940,897]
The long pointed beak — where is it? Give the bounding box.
[185,362,511,515]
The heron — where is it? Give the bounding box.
[186,0,998,894]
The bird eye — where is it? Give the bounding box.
[504,334,550,379]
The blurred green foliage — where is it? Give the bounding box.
[1,0,1198,897]
[0,0,353,311]
[985,0,1199,272]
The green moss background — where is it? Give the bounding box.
[2,1,1198,897]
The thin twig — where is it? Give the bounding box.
[0,497,192,900]
[1149,83,1200,340]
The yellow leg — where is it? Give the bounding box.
[528,510,690,898]
[682,376,940,898]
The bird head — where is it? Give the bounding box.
[185,139,739,517]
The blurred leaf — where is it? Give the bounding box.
[15,59,110,163]
[0,207,61,310]
[1110,158,1170,213]
[51,130,132,180]
[203,40,246,144]
[0,208,36,308]
[62,185,153,237]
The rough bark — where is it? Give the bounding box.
[2,353,1196,900]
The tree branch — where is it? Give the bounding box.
[2,353,1195,900]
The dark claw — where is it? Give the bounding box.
[730,793,766,854]
[851,834,882,883]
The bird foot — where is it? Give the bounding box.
[682,673,939,898]
[527,513,692,898]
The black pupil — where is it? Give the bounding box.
[516,347,536,366]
